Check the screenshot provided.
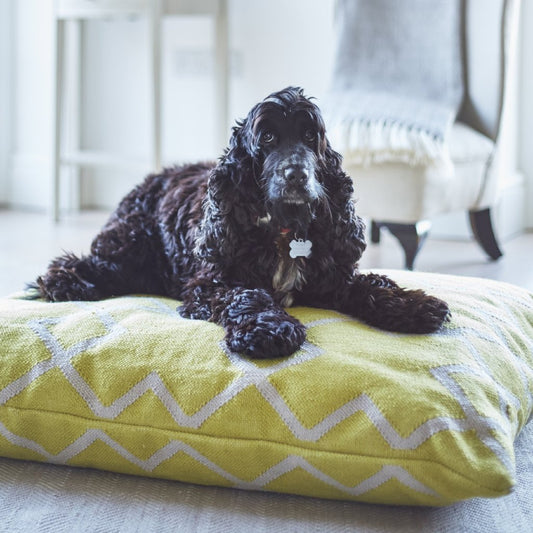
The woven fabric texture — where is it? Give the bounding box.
[0,271,532,506]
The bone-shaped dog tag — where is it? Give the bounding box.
[289,238,312,258]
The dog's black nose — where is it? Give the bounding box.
[284,167,308,184]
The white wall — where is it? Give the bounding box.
[81,0,335,208]
[519,0,533,228]
[490,0,528,239]
[80,16,154,208]
[228,0,335,117]
[0,0,13,204]
[3,0,335,211]
[7,0,55,209]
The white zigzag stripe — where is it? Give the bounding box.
[9,315,328,428]
[430,364,513,473]
[74,297,181,317]
[238,456,439,498]
[0,315,126,405]
[451,299,533,412]
[0,304,518,458]
[255,380,487,447]
[0,422,439,499]
[222,338,508,447]
[473,298,533,412]
[1,292,529,486]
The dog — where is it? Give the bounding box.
[35,87,450,358]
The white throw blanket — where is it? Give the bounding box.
[323,0,464,166]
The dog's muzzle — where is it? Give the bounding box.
[264,146,321,204]
[264,153,322,233]
[280,165,315,204]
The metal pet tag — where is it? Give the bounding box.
[289,238,312,259]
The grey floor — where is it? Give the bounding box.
[1,208,532,298]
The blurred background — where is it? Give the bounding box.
[1,0,339,210]
[0,0,532,294]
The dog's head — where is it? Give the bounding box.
[228,87,334,234]
[199,87,363,268]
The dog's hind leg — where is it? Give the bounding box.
[36,208,169,302]
[335,273,450,334]
[35,253,125,302]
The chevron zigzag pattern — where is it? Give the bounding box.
[0,423,438,498]
[0,271,532,505]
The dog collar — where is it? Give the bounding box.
[279,228,312,259]
[289,237,312,258]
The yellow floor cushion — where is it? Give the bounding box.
[0,271,532,506]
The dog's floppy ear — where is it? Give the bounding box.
[219,112,263,184]
[195,122,262,266]
[225,98,266,159]
[195,163,240,265]
[317,130,344,178]
[317,136,367,266]
[226,120,251,158]
[322,140,343,171]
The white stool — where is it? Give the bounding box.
[51,0,229,221]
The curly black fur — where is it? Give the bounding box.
[35,87,450,358]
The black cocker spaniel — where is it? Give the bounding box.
[36,87,450,358]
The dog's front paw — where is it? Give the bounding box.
[414,294,451,333]
[364,287,451,334]
[226,311,306,359]
[393,291,451,334]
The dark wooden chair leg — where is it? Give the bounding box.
[379,221,431,270]
[370,220,381,243]
[468,208,503,260]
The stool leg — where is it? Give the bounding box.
[51,18,64,222]
[215,0,229,152]
[64,19,82,211]
[149,0,162,171]
[370,220,381,243]
[468,208,503,260]
[382,221,431,271]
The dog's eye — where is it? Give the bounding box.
[261,131,275,144]
[304,129,316,142]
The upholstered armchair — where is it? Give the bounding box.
[324,0,519,269]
